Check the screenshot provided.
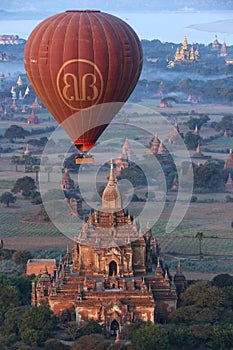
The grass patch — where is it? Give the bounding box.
[0,179,16,190]
[0,212,61,237]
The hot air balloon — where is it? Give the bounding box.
[24,10,143,163]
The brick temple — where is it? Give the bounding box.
[31,161,186,336]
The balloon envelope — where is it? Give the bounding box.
[24,10,143,152]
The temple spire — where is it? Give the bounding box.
[224,149,233,169]
[193,124,199,135]
[102,160,122,211]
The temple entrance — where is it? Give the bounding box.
[110,319,119,337]
[109,261,117,276]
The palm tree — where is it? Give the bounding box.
[57,154,65,164]
[33,165,40,183]
[45,166,53,182]
[195,231,204,259]
[11,155,21,172]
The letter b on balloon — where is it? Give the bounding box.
[57,59,104,110]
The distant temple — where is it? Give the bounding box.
[149,134,160,155]
[224,149,233,169]
[193,124,199,135]
[193,143,202,158]
[30,97,42,110]
[220,40,227,57]
[61,168,75,190]
[148,134,169,158]
[168,121,181,144]
[168,36,199,67]
[16,75,23,86]
[115,137,132,176]
[156,81,164,97]
[24,143,30,156]
[212,35,220,50]
[225,173,233,190]
[212,35,228,57]
[0,34,25,45]
[60,168,82,217]
[30,161,186,334]
[27,109,39,124]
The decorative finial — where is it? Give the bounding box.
[109,159,115,184]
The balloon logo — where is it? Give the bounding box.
[24,10,143,157]
[56,59,104,110]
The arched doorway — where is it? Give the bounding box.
[110,319,119,337]
[109,260,117,276]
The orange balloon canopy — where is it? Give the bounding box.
[24,10,143,152]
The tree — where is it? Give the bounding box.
[45,166,53,182]
[187,115,210,131]
[4,125,30,141]
[33,165,40,182]
[0,192,16,207]
[212,274,233,288]
[23,154,33,172]
[195,231,204,259]
[120,164,147,187]
[0,284,20,319]
[12,250,32,266]
[30,191,42,205]
[215,115,233,132]
[64,323,80,341]
[43,339,69,350]
[11,155,21,172]
[210,324,233,350]
[71,334,109,350]
[11,176,37,198]
[169,327,197,350]
[181,281,224,308]
[193,162,223,191]
[184,131,201,150]
[63,153,81,173]
[78,320,103,338]
[2,306,25,343]
[58,154,65,163]
[171,281,226,325]
[18,302,57,346]
[131,322,169,350]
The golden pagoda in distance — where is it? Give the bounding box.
[168,35,199,67]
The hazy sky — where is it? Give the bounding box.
[1,0,233,14]
[1,0,233,44]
